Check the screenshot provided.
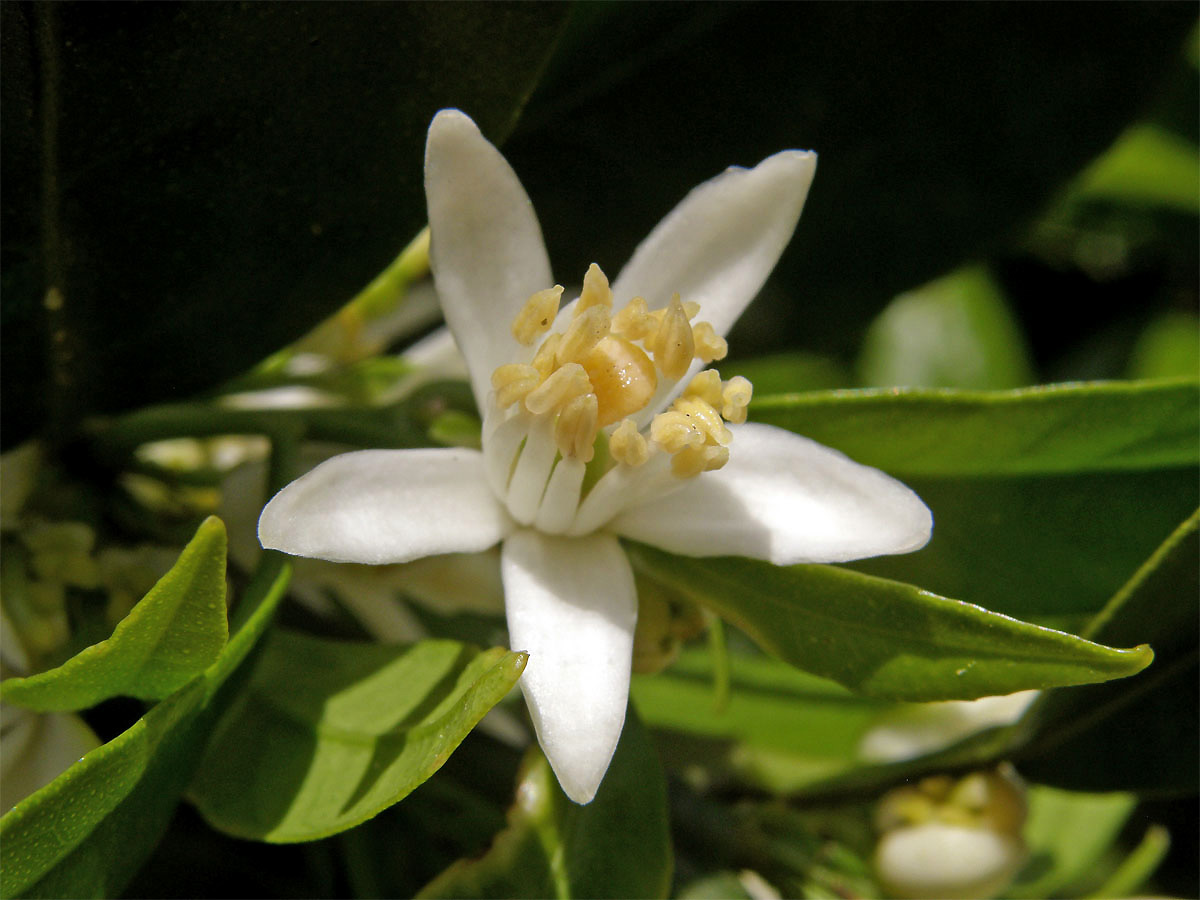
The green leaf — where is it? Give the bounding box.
[856,266,1035,390]
[419,707,673,900]
[1,516,227,709]
[2,3,569,446]
[750,380,1199,478]
[1006,787,1137,899]
[189,631,527,842]
[628,545,1153,702]
[1074,123,1200,213]
[1017,510,1200,794]
[1127,312,1200,381]
[0,554,291,899]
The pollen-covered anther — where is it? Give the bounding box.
[651,294,696,381]
[691,321,728,363]
[683,370,724,408]
[531,333,562,379]
[555,392,599,462]
[511,285,564,345]
[491,363,542,409]
[609,418,650,467]
[524,363,592,416]
[673,397,732,446]
[670,444,729,478]
[721,375,753,424]
[576,263,614,314]
[612,296,655,342]
[556,305,611,366]
[649,410,706,453]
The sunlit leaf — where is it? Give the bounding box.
[189,632,527,843]
[857,266,1035,390]
[0,555,290,899]
[2,517,227,709]
[750,380,1199,478]
[628,545,1153,702]
[418,708,672,900]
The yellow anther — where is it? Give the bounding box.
[580,336,658,427]
[609,418,650,467]
[670,444,729,478]
[721,375,753,424]
[555,392,598,462]
[531,333,562,379]
[612,296,656,342]
[556,305,611,365]
[576,263,613,314]
[682,300,701,319]
[683,370,724,408]
[511,285,564,345]
[650,410,706,453]
[651,294,695,381]
[525,363,591,415]
[491,363,542,409]
[691,321,728,363]
[673,397,732,446]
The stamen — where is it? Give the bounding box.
[683,370,724,408]
[491,363,541,409]
[612,296,655,342]
[721,375,753,424]
[556,305,611,365]
[533,457,586,533]
[670,444,729,478]
[609,418,650,467]
[531,333,562,379]
[525,363,591,415]
[672,397,732,446]
[692,321,728,363]
[649,409,706,453]
[506,417,558,524]
[651,294,695,381]
[511,285,564,346]
[576,263,613,314]
[555,392,599,462]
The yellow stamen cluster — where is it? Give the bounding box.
[490,263,749,473]
[648,371,753,477]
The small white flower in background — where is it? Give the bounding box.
[873,768,1028,900]
[259,109,933,804]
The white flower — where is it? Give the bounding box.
[259,109,932,804]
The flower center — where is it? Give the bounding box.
[485,264,752,532]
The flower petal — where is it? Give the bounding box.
[502,529,637,804]
[259,449,512,564]
[425,109,554,408]
[610,423,932,565]
[611,150,817,335]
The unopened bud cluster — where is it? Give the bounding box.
[490,264,752,477]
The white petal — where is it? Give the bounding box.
[875,824,1025,900]
[610,423,931,565]
[258,449,512,564]
[611,150,817,335]
[425,110,553,408]
[502,530,637,804]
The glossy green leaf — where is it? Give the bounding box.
[628,545,1153,702]
[857,266,1035,390]
[750,380,1199,478]
[1,3,569,446]
[419,708,672,900]
[1,516,227,709]
[1017,510,1200,794]
[1007,787,1137,899]
[189,631,527,843]
[0,554,291,899]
